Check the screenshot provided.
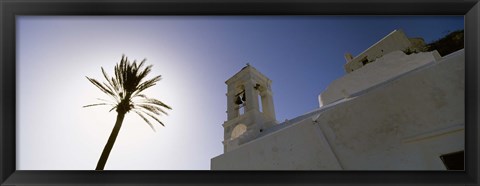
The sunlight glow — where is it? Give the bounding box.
[16,16,463,170]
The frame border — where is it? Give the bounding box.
[1,0,478,185]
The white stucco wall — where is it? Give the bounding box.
[211,117,342,170]
[316,49,464,170]
[211,49,464,170]
[319,50,442,107]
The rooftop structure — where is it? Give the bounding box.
[344,29,426,73]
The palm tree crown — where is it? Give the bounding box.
[85,55,171,131]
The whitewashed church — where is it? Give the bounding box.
[210,30,465,170]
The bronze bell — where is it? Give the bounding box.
[235,95,243,105]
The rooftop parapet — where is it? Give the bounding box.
[344,29,426,73]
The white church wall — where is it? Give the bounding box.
[211,117,342,170]
[316,49,464,170]
[319,50,442,107]
[401,127,464,170]
[211,49,463,170]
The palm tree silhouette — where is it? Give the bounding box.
[84,55,172,170]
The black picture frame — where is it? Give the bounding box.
[1,0,478,185]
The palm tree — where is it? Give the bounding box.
[84,55,172,170]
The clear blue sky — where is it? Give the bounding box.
[16,16,464,170]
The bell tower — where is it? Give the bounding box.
[222,64,277,152]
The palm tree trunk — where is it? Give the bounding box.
[95,111,126,170]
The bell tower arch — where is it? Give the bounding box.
[222,64,277,152]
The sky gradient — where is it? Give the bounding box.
[17,16,464,170]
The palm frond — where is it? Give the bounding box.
[135,64,152,85]
[133,110,156,132]
[142,98,172,110]
[135,104,164,116]
[133,94,148,99]
[141,109,165,127]
[96,98,118,105]
[114,57,124,92]
[132,75,162,96]
[109,105,118,112]
[131,95,171,116]
[102,82,120,102]
[86,77,116,98]
[101,67,115,88]
[83,103,109,108]
[135,59,147,76]
[111,77,121,96]
[101,67,120,100]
